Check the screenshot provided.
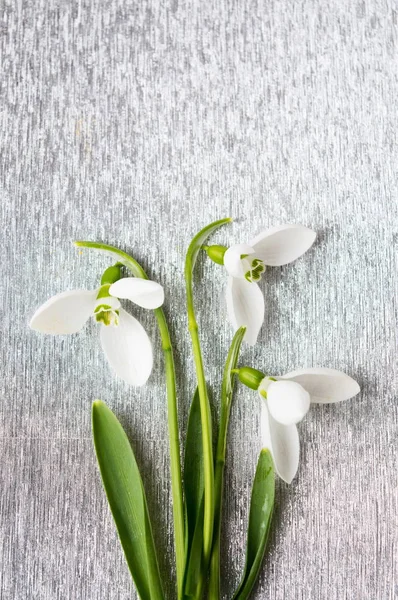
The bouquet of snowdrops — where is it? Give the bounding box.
[30,219,359,600]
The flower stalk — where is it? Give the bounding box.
[183,218,232,570]
[184,254,215,567]
[209,327,246,600]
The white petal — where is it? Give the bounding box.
[281,367,360,404]
[109,278,164,309]
[224,244,255,278]
[261,403,300,484]
[100,308,153,386]
[250,224,316,266]
[225,276,264,345]
[29,290,97,334]
[267,380,310,425]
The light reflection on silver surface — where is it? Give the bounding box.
[1,0,397,598]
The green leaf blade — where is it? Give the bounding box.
[233,449,275,600]
[183,388,205,599]
[92,400,164,600]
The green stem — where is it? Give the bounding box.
[183,218,232,569]
[74,241,185,599]
[209,327,246,600]
[185,270,214,565]
[154,307,185,600]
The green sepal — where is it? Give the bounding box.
[183,388,205,599]
[100,263,123,285]
[92,400,164,600]
[205,244,228,265]
[236,367,266,390]
[232,449,275,600]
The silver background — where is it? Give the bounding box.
[1,0,397,598]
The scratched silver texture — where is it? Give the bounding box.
[1,0,397,599]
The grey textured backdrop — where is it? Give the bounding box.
[1,0,397,598]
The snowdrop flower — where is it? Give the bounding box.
[29,266,164,386]
[235,366,360,483]
[206,225,316,345]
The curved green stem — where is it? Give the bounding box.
[75,241,185,599]
[185,268,214,566]
[209,327,246,600]
[153,307,185,600]
[184,218,232,568]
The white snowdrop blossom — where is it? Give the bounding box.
[29,277,164,386]
[223,225,316,345]
[259,368,360,483]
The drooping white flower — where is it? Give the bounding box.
[29,277,164,386]
[260,379,311,426]
[223,225,316,345]
[259,368,360,483]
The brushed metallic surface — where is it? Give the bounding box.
[1,0,397,598]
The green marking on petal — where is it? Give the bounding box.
[95,309,120,326]
[244,258,266,284]
[94,303,113,313]
[251,258,262,268]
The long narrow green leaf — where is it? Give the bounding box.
[92,400,164,600]
[183,388,205,599]
[233,449,275,600]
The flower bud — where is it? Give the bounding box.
[266,380,310,425]
[236,366,266,390]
